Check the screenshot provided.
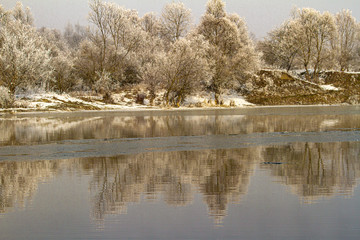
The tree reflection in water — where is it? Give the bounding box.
[82,148,259,225]
[1,141,360,224]
[2,112,360,146]
[261,142,360,203]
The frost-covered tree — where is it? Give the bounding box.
[258,21,299,71]
[160,2,192,42]
[357,24,360,70]
[38,27,80,93]
[63,23,88,49]
[161,35,213,106]
[139,21,165,104]
[74,39,102,88]
[206,0,226,18]
[141,12,161,37]
[0,86,13,108]
[38,27,68,55]
[335,10,358,71]
[93,70,116,103]
[259,8,359,75]
[86,0,146,86]
[197,0,259,104]
[12,2,33,26]
[291,8,336,78]
[141,52,166,105]
[88,0,109,71]
[312,12,337,75]
[51,53,78,93]
[0,4,52,94]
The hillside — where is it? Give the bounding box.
[246,70,360,105]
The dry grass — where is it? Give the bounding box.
[246,70,360,105]
[45,101,101,111]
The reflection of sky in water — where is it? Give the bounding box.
[1,107,360,239]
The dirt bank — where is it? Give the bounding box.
[246,70,360,105]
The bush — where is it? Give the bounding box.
[0,86,14,108]
[93,71,116,103]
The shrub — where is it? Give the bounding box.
[0,86,14,108]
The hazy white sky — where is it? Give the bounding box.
[2,0,360,38]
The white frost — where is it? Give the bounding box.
[320,85,340,91]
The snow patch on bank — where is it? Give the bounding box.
[320,85,340,91]
[10,92,153,111]
[1,90,253,114]
[221,91,254,106]
[184,91,253,107]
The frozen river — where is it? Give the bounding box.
[1,106,360,239]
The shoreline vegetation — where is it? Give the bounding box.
[1,70,360,116]
[1,0,359,113]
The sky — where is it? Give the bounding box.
[2,0,360,39]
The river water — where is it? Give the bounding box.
[1,106,360,239]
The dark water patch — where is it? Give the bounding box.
[1,130,360,162]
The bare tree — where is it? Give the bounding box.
[88,0,109,72]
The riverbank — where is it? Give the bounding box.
[247,70,360,105]
[1,70,359,116]
[0,89,254,116]
[1,103,358,119]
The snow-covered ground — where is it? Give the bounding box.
[0,90,253,114]
[319,85,340,91]
[184,90,253,107]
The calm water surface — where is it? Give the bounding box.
[1,106,360,239]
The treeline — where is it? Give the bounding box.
[0,0,359,107]
[258,8,360,76]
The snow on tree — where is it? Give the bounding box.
[161,35,213,106]
[141,51,166,105]
[258,21,300,71]
[0,86,13,108]
[93,70,115,103]
[0,4,53,94]
[197,0,259,104]
[141,12,161,38]
[291,8,337,79]
[63,23,88,49]
[335,9,358,71]
[87,0,146,86]
[74,39,101,87]
[139,16,166,104]
[206,0,226,18]
[12,2,33,26]
[357,23,360,70]
[38,27,71,92]
[260,7,343,78]
[38,27,69,55]
[160,2,192,42]
[38,27,81,93]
